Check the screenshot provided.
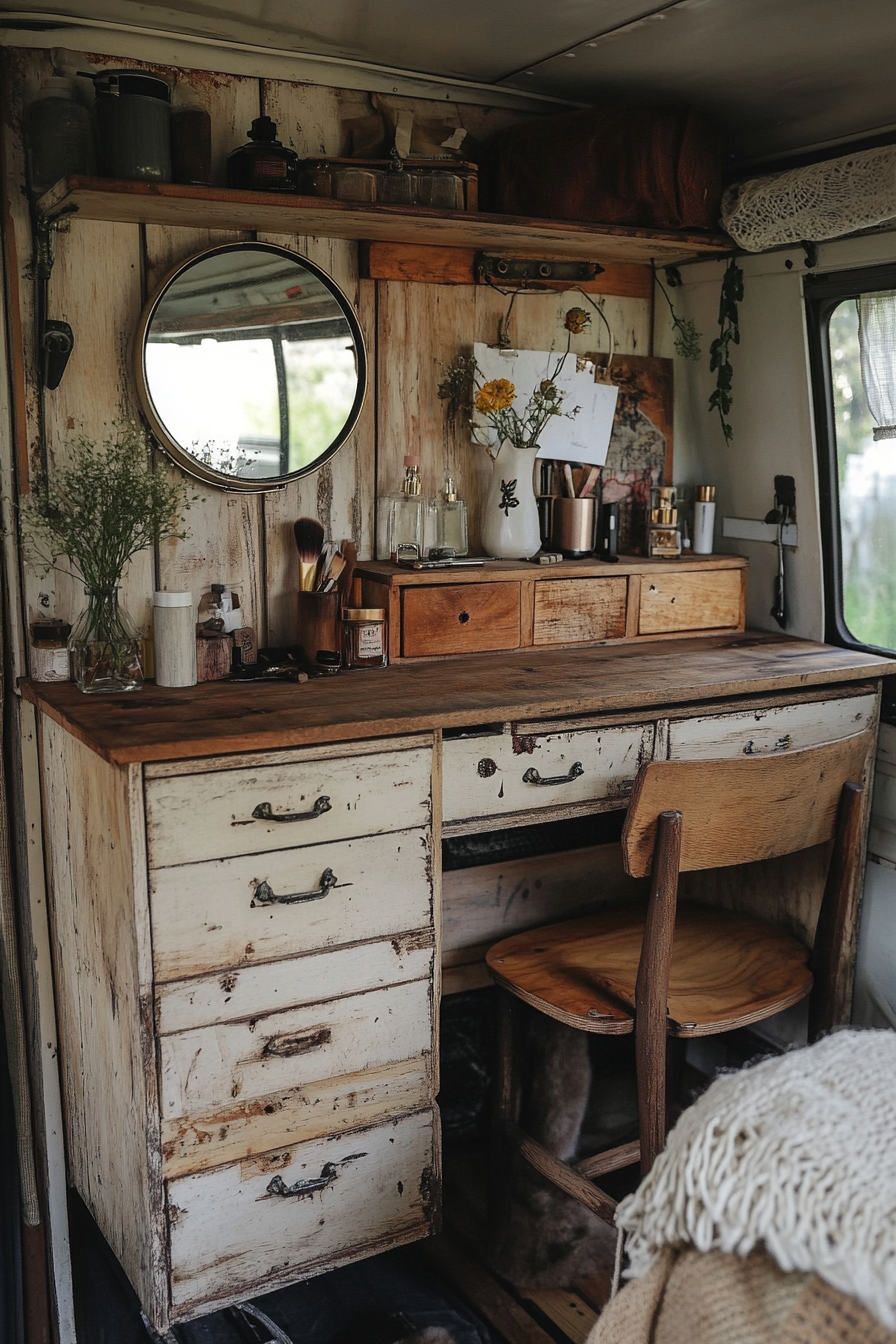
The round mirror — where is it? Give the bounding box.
[135,242,367,490]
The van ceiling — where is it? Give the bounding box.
[5,0,896,165]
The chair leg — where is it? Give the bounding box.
[489,989,520,1241]
[635,810,682,1178]
[809,781,864,1042]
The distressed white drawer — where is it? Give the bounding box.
[159,974,433,1117]
[442,723,654,823]
[168,1109,437,1315]
[151,827,433,983]
[668,693,877,760]
[145,746,433,867]
[157,933,433,1035]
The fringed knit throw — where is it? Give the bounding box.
[615,1030,896,1330]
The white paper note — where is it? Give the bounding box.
[472,343,619,465]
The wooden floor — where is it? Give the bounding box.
[428,1146,614,1344]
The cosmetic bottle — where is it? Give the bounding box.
[226,116,299,193]
[693,484,717,555]
[385,456,425,561]
[434,476,469,556]
[648,486,682,558]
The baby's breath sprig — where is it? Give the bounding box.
[20,423,196,590]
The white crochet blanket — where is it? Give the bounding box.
[615,1030,896,1328]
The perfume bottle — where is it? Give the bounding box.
[386,456,425,560]
[693,484,717,555]
[648,486,682,558]
[226,116,299,193]
[434,476,469,556]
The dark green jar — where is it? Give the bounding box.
[94,69,171,182]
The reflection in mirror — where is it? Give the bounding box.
[136,243,366,489]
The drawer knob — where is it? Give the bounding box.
[251,796,332,824]
[266,1162,338,1199]
[522,762,584,787]
[252,868,338,907]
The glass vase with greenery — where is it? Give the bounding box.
[20,425,193,694]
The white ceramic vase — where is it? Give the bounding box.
[480,440,542,560]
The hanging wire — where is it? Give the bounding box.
[570,286,618,379]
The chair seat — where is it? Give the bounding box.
[486,904,814,1038]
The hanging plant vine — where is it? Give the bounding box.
[654,265,702,361]
[709,257,744,444]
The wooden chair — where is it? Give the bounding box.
[485,732,871,1224]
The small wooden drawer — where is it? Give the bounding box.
[639,568,743,634]
[401,582,520,657]
[533,577,628,645]
[442,722,654,823]
[150,827,433,983]
[159,972,433,1116]
[145,745,433,867]
[668,692,878,760]
[167,1109,437,1316]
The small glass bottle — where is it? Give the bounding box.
[386,456,425,560]
[648,486,682,558]
[435,475,469,556]
[226,116,299,193]
[342,607,388,669]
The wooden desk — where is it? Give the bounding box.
[22,633,895,1329]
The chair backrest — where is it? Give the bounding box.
[621,731,872,878]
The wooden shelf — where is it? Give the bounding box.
[36,177,734,266]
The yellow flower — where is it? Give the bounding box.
[474,378,515,414]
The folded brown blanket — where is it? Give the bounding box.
[589,1246,896,1344]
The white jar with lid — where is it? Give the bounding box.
[153,591,196,687]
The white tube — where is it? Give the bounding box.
[693,500,716,555]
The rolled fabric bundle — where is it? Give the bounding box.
[722,145,896,251]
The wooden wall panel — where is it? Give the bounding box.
[2,49,650,647]
[259,80,376,640]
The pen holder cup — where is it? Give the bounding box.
[551,497,596,558]
[297,590,340,663]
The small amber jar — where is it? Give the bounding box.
[341,607,387,670]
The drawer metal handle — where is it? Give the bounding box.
[252,868,338,907]
[251,796,332,824]
[263,1026,332,1057]
[267,1163,338,1199]
[522,762,584,787]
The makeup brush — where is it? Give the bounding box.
[339,539,357,607]
[294,517,325,592]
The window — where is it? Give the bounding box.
[807,264,896,653]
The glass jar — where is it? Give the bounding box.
[341,607,388,670]
[68,587,144,694]
[24,77,97,197]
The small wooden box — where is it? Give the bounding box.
[357,554,748,664]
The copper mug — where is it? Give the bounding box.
[551,497,596,558]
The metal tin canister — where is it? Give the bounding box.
[95,70,171,182]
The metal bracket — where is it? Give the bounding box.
[476,254,604,286]
[35,209,77,390]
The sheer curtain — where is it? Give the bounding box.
[858,291,896,439]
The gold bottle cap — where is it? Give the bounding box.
[342,608,386,622]
[696,484,716,502]
[444,476,458,502]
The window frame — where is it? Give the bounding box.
[805,261,896,655]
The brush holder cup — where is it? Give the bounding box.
[297,591,341,666]
[550,497,596,558]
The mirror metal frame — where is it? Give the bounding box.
[134,241,367,492]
